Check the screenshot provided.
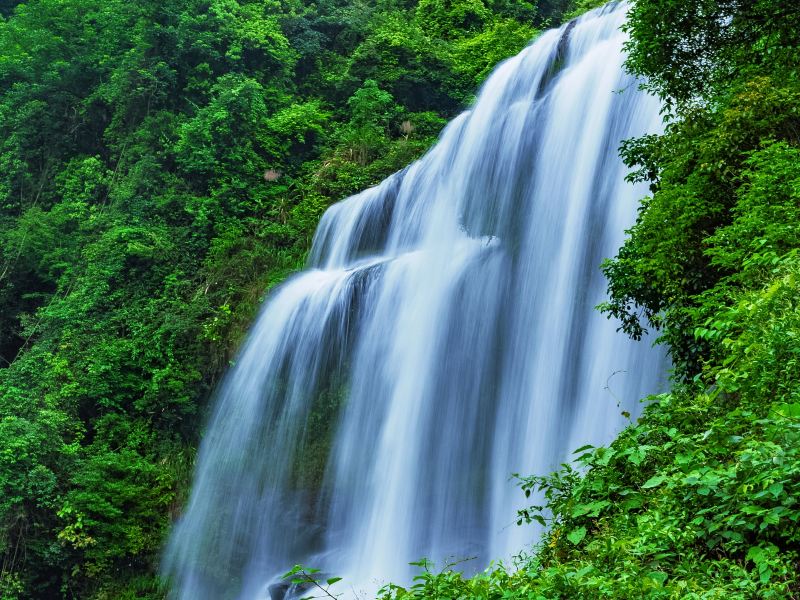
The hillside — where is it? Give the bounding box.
[1,0,799,598]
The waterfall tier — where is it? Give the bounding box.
[164,3,666,598]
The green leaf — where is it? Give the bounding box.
[595,447,616,466]
[628,446,648,466]
[642,474,667,489]
[532,514,546,527]
[575,565,594,577]
[326,577,342,586]
[281,565,304,579]
[566,527,587,545]
[768,482,784,497]
[647,571,668,586]
[772,403,800,419]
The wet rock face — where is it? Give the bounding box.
[268,582,290,600]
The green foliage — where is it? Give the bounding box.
[562,0,607,21]
[16,0,792,597]
[453,19,538,88]
[281,564,343,600]
[416,0,490,39]
[340,80,400,165]
[623,0,800,109]
[602,74,800,377]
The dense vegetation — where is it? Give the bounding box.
[2,0,798,598]
[0,0,597,596]
[377,0,800,598]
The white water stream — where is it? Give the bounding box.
[164,4,665,598]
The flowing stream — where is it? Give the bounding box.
[164,3,666,598]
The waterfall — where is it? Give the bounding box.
[164,3,666,598]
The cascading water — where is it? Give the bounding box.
[164,3,666,598]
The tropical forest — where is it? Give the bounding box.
[0,0,798,598]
